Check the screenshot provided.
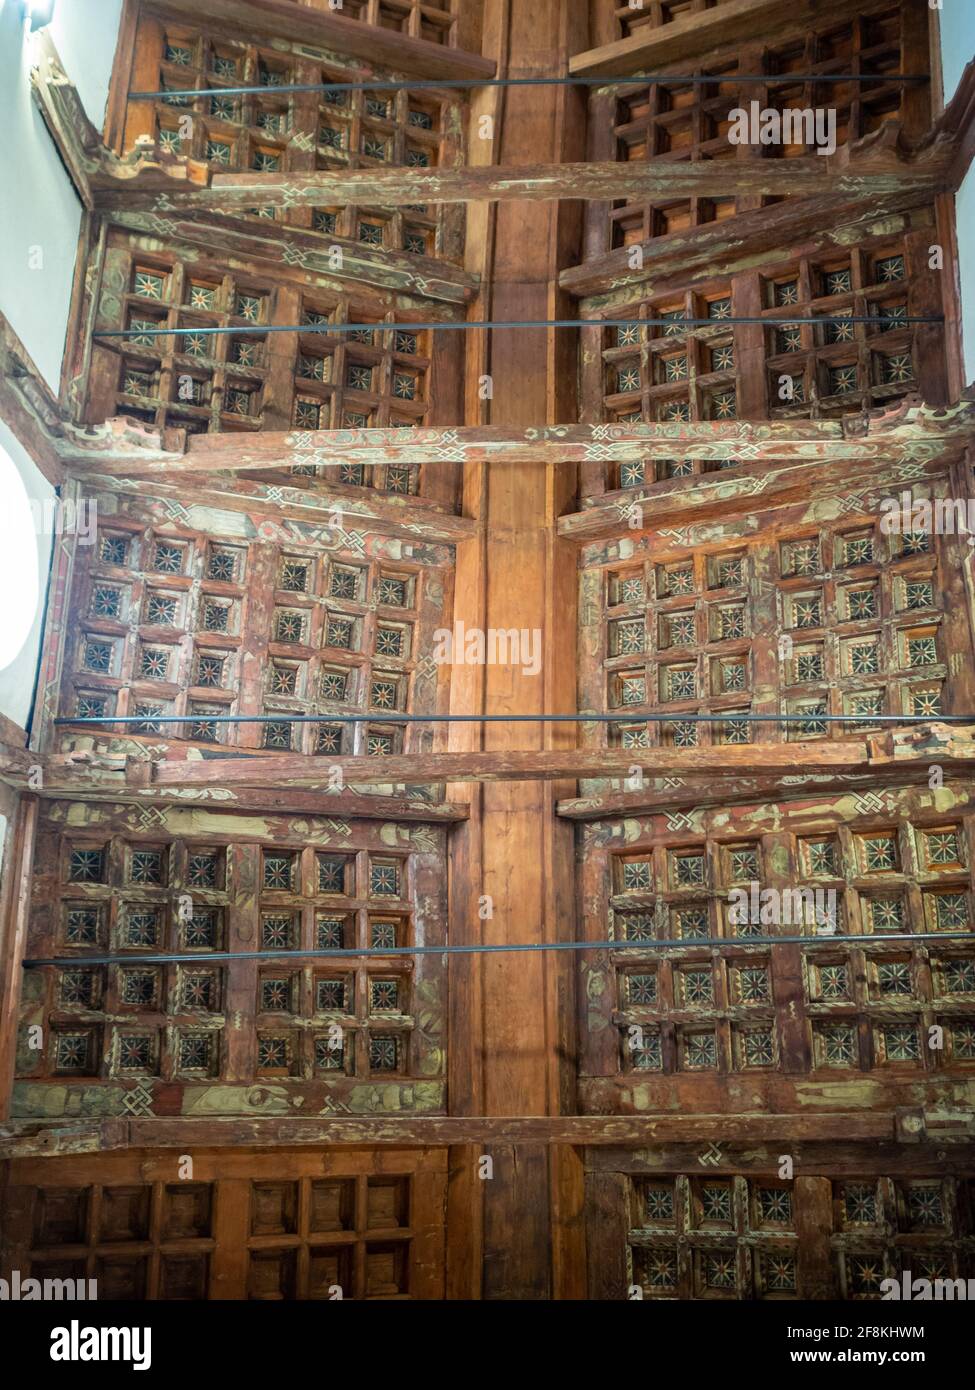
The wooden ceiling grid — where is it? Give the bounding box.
[0,0,973,1304]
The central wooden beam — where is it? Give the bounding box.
[144,743,873,789]
[0,1111,903,1158]
[56,397,975,477]
[93,153,947,216]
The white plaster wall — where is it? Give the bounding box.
[48,0,124,129]
[0,0,120,726]
[940,1,975,385]
[0,0,122,393]
[0,418,55,728]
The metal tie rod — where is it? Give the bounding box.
[94,315,945,341]
[22,931,970,969]
[130,73,931,100]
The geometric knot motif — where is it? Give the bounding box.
[282,243,309,268]
[698,1142,723,1168]
[159,500,191,523]
[120,1082,155,1117]
[336,528,367,555]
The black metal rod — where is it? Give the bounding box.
[55,712,975,726]
[93,315,944,341]
[22,931,965,970]
[130,73,931,100]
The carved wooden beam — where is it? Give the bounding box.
[23,760,467,821]
[556,771,975,822]
[67,464,477,545]
[144,744,873,789]
[560,189,932,302]
[0,312,66,486]
[108,208,479,306]
[77,722,975,792]
[92,148,949,215]
[28,32,98,211]
[56,395,975,479]
[943,61,975,192]
[0,1110,906,1158]
[558,444,964,545]
[0,743,35,779]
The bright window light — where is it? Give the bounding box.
[0,445,41,671]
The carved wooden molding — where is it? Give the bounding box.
[56,393,975,479]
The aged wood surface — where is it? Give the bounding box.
[6,0,975,1303]
[92,150,952,214]
[0,800,38,1120]
[0,313,66,486]
[15,724,967,796]
[56,396,975,475]
[561,189,941,302]
[63,469,476,544]
[561,449,968,543]
[5,768,468,820]
[570,0,919,75]
[1,1145,449,1299]
[144,0,496,81]
[15,801,450,1118]
[557,773,975,822]
[107,208,480,306]
[0,1109,906,1158]
[140,742,883,788]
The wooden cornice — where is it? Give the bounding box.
[56,394,975,482]
[146,0,495,83]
